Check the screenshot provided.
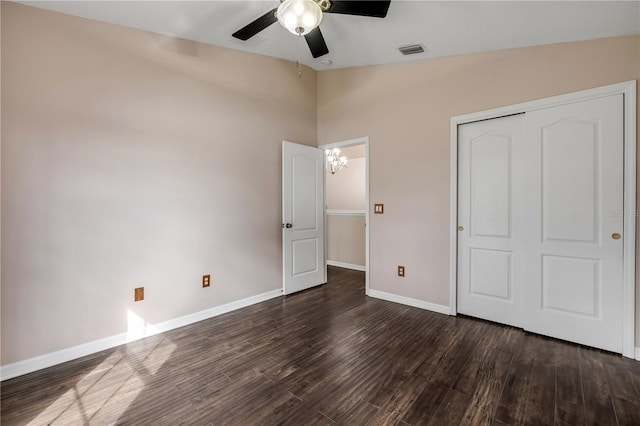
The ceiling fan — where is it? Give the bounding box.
[232,0,392,58]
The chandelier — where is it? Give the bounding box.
[326,148,347,175]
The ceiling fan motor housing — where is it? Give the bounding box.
[280,0,331,11]
[277,0,324,36]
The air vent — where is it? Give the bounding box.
[398,44,426,56]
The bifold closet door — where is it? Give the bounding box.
[522,95,624,353]
[458,94,625,354]
[457,114,526,327]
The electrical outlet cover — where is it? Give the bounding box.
[134,287,144,301]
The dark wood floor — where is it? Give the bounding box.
[2,267,640,425]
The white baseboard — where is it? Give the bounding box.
[1,289,282,381]
[368,289,451,316]
[636,347,640,361]
[327,260,366,272]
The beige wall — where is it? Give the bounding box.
[326,157,366,210]
[318,35,640,343]
[1,3,317,365]
[326,215,366,266]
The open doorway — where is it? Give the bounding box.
[320,137,369,295]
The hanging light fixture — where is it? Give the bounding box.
[277,0,323,36]
[326,148,347,175]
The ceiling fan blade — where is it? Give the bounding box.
[232,8,278,40]
[326,1,391,18]
[304,27,329,58]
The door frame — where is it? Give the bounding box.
[449,81,637,359]
[319,136,370,295]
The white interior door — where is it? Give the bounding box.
[457,114,526,327]
[282,141,326,295]
[523,95,624,353]
[457,94,625,353]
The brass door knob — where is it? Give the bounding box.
[612,233,622,240]
[458,226,464,231]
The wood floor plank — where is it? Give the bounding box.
[555,366,586,426]
[453,326,512,396]
[361,311,446,407]
[494,356,534,425]
[612,397,640,426]
[521,359,556,426]
[428,321,482,388]
[550,339,581,370]
[414,320,469,381]
[253,393,302,425]
[427,388,471,426]
[602,353,640,403]
[279,407,336,426]
[401,380,450,425]
[335,398,379,425]
[365,374,429,425]
[314,361,391,421]
[459,348,513,426]
[621,357,640,418]
[1,266,635,426]
[579,347,619,426]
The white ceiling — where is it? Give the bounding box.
[19,1,640,70]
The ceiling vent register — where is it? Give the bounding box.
[398,44,426,55]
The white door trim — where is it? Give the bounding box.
[319,136,370,295]
[449,81,637,358]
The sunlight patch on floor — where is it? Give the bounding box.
[27,352,143,425]
[27,312,177,424]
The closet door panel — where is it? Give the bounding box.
[523,94,624,353]
[457,114,525,327]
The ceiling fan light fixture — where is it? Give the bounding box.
[277,0,323,36]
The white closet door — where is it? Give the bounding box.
[457,114,526,327]
[457,94,625,353]
[523,95,624,353]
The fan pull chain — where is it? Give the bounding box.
[296,34,303,78]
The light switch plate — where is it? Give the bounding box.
[374,204,384,214]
